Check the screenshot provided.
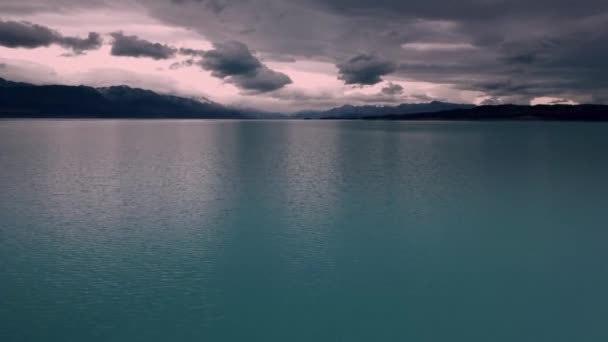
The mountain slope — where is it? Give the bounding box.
[0,78,247,119]
[365,104,608,121]
[293,101,475,119]
[3,78,608,120]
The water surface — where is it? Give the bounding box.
[1,120,607,341]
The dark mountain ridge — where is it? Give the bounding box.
[2,78,608,120]
[0,78,247,119]
[364,104,608,121]
[293,101,475,119]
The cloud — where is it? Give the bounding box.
[502,52,540,65]
[0,20,102,53]
[58,32,103,53]
[110,32,177,59]
[337,54,396,85]
[169,58,197,70]
[170,0,229,14]
[381,82,403,95]
[263,86,445,112]
[137,0,608,103]
[200,41,292,93]
[260,53,297,63]
[0,20,56,48]
[227,66,293,94]
[200,41,262,77]
[548,98,576,105]
[178,47,205,56]
[479,97,503,105]
[4,0,608,105]
[0,1,108,15]
[311,0,608,21]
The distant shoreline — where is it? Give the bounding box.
[3,115,608,122]
[3,78,608,121]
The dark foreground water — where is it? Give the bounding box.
[1,120,608,341]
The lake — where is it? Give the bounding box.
[1,120,607,341]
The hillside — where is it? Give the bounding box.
[365,104,608,121]
[0,78,247,119]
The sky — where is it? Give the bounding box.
[1,0,607,112]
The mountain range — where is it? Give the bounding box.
[2,78,608,120]
[0,78,247,119]
[292,102,475,119]
[365,104,608,121]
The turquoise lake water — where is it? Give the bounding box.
[1,120,608,341]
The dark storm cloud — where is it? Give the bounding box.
[381,82,403,95]
[0,20,102,53]
[227,66,292,93]
[337,54,396,85]
[4,0,608,103]
[139,0,608,102]
[0,20,56,48]
[311,0,608,21]
[199,41,292,93]
[110,32,177,59]
[200,41,262,77]
[503,53,540,65]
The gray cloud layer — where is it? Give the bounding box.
[200,41,262,77]
[3,0,608,103]
[140,0,608,102]
[110,32,177,59]
[199,41,292,93]
[337,54,396,85]
[0,20,102,53]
